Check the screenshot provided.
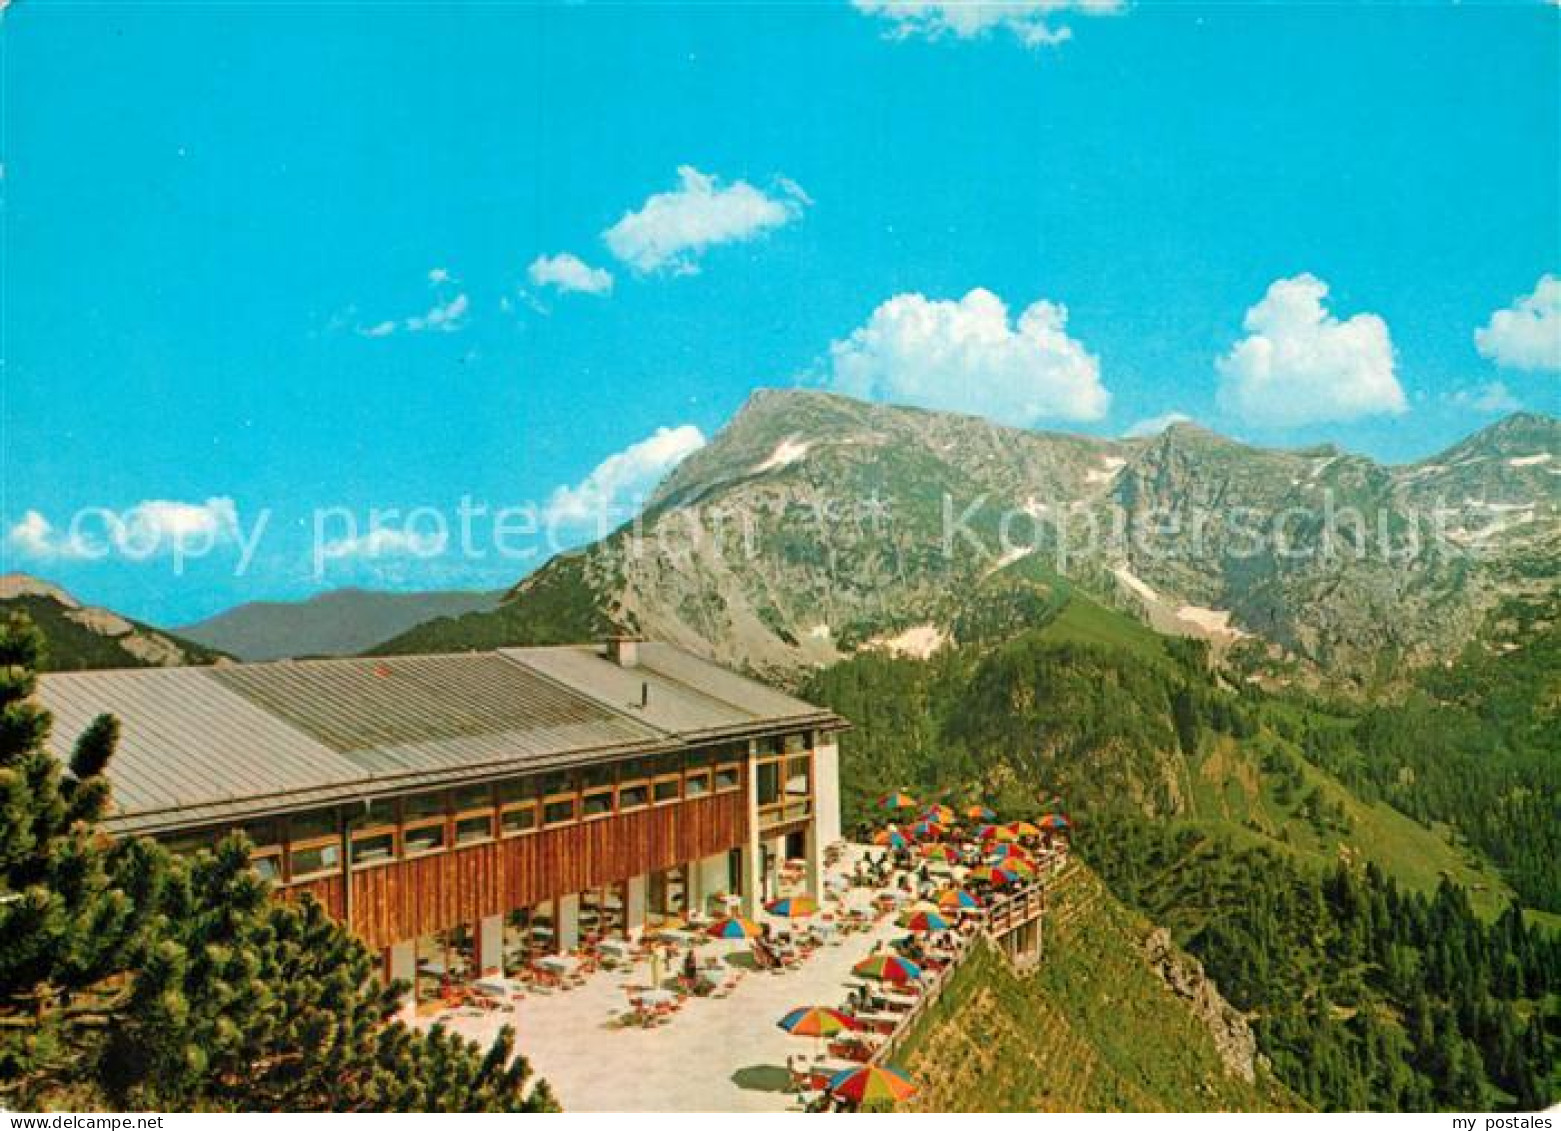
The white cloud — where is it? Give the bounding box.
[603,166,809,275]
[1475,274,1561,373]
[1123,411,1194,438]
[853,0,1124,47]
[1216,274,1405,427]
[320,525,448,561]
[8,511,84,558]
[1449,381,1522,414]
[8,498,240,560]
[358,271,470,338]
[405,292,469,333]
[544,425,707,529]
[528,252,614,296]
[823,288,1109,426]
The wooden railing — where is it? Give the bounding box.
[869,878,1051,1065]
[984,885,1045,938]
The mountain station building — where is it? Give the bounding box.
[37,640,846,1008]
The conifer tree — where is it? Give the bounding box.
[0,614,557,1112]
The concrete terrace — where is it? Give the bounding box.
[425,848,908,1112]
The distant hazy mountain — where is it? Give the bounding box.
[177,587,502,660]
[0,573,226,670]
[373,390,1559,687]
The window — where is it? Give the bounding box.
[756,761,781,806]
[582,789,614,819]
[403,791,447,821]
[714,764,742,792]
[404,823,446,855]
[616,758,651,811]
[501,803,538,836]
[538,771,574,797]
[290,840,341,880]
[653,775,681,804]
[499,777,537,837]
[237,818,283,853]
[161,828,218,856]
[455,814,493,845]
[402,790,448,857]
[289,808,339,842]
[497,778,535,806]
[352,831,395,866]
[783,732,808,756]
[544,797,577,827]
[685,771,711,798]
[786,756,811,796]
[451,784,492,814]
[252,854,282,883]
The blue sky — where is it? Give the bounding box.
[3,1,1559,624]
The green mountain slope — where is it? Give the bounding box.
[806,589,1510,914]
[899,865,1302,1112]
[0,575,224,671]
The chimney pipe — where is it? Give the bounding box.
[605,635,639,668]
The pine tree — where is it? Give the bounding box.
[0,614,558,1112]
[0,616,157,1106]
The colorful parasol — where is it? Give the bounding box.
[936,887,981,911]
[852,953,924,984]
[898,908,953,932]
[873,828,911,849]
[777,1005,860,1038]
[765,896,819,918]
[706,916,763,940]
[877,791,919,811]
[826,1064,918,1105]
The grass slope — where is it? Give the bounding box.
[898,864,1302,1112]
[2,595,225,671]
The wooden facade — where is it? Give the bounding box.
[286,778,749,949]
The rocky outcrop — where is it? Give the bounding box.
[1142,926,1258,1083]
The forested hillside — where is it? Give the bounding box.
[802,592,1560,1110]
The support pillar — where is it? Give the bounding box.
[386,940,416,1023]
[626,874,648,938]
[741,738,763,918]
[558,894,581,952]
[804,821,825,901]
[474,914,503,976]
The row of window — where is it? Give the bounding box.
[159,740,790,884]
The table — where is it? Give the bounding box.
[471,977,523,1001]
[597,939,634,962]
[634,988,678,1008]
[535,954,580,976]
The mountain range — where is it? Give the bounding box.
[174,586,501,661]
[376,390,1560,690]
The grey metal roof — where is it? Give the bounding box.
[501,643,839,741]
[36,643,843,835]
